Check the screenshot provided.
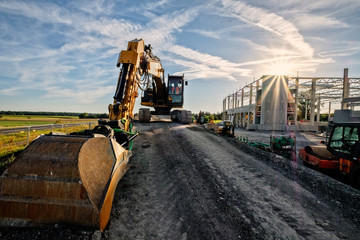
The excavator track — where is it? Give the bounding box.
[0,134,130,230]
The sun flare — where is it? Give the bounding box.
[267,60,298,76]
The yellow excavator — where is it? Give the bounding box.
[0,39,162,231]
[137,45,192,124]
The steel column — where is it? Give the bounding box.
[342,68,350,109]
[317,96,321,123]
[241,88,244,107]
[310,79,316,126]
[294,77,299,124]
[249,84,253,105]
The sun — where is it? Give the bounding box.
[267,60,297,76]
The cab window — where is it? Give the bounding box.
[168,78,183,103]
[169,79,183,95]
[329,126,359,154]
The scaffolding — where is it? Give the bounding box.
[223,68,360,131]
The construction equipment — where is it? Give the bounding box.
[237,135,295,159]
[212,120,234,135]
[137,47,191,124]
[0,39,162,230]
[270,135,296,160]
[299,109,360,186]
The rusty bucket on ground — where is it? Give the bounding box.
[0,134,131,231]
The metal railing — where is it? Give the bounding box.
[0,122,97,152]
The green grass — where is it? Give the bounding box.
[0,150,23,174]
[0,124,92,172]
[0,120,57,127]
[0,115,79,120]
[0,115,96,128]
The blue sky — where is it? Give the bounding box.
[1,0,360,114]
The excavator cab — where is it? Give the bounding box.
[167,75,185,107]
[139,73,192,124]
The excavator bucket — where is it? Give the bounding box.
[0,134,131,231]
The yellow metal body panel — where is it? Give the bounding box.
[119,50,140,66]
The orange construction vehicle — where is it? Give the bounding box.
[299,109,360,187]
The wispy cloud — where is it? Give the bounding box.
[165,44,252,80]
[0,0,358,113]
[291,14,350,30]
[186,29,221,39]
[71,0,115,16]
[221,0,314,56]
[42,85,115,104]
[318,47,360,58]
[0,86,22,96]
[0,0,71,24]
[0,0,201,106]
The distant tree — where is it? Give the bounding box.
[320,114,329,122]
[214,113,222,120]
[209,114,214,122]
[97,113,109,118]
[203,115,209,123]
[79,113,89,118]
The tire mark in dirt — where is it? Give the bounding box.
[108,122,260,239]
[107,123,360,240]
[176,125,360,240]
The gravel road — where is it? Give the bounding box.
[1,122,360,239]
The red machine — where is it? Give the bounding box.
[299,109,360,186]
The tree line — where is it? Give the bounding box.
[78,113,109,119]
[193,111,222,123]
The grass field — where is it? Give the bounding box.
[0,115,95,128]
[0,114,100,173]
[0,124,90,173]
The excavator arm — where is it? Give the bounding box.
[107,39,163,130]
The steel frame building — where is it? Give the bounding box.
[223,68,360,131]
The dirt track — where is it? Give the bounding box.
[1,122,360,239]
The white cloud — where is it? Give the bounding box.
[42,85,115,104]
[186,29,221,39]
[71,0,115,16]
[0,0,202,104]
[221,0,314,56]
[165,44,252,80]
[292,14,349,30]
[0,86,21,96]
[0,0,71,24]
[318,47,360,58]
[274,7,351,31]
[0,0,358,113]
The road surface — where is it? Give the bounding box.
[1,122,359,240]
